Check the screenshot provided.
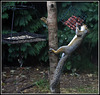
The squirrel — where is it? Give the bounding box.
[40,17,47,24]
[40,17,89,55]
[49,23,89,55]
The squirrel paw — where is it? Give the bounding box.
[49,48,53,51]
[76,23,78,27]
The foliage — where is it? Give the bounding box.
[35,79,49,90]
[2,2,48,65]
[61,86,98,93]
[57,2,98,72]
[2,2,98,72]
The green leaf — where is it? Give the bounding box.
[8,48,13,53]
[2,13,8,19]
[21,45,27,52]
[66,61,71,70]
[77,55,81,61]
[62,3,67,8]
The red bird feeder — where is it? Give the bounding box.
[64,16,84,31]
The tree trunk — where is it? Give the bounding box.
[47,1,60,93]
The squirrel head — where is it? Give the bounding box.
[81,24,89,33]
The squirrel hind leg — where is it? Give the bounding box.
[49,48,58,54]
[49,47,62,54]
[54,46,65,54]
[49,48,56,53]
[49,46,66,54]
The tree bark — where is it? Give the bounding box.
[47,1,60,93]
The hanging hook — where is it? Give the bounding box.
[11,8,15,39]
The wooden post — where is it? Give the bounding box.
[47,1,60,93]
